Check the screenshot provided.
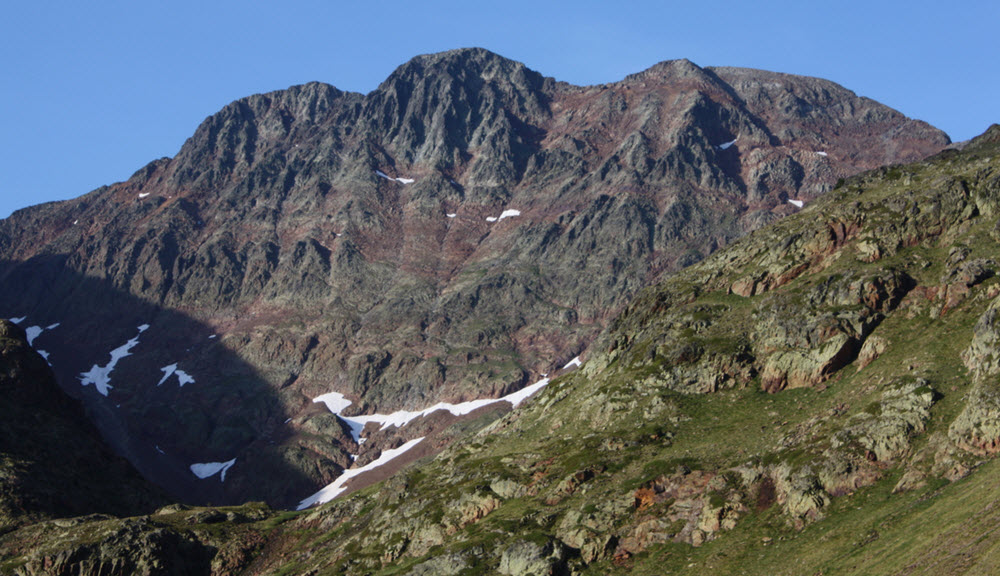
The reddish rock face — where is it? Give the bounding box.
[0,48,949,507]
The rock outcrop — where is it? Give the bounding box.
[950,295,1000,454]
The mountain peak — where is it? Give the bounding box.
[368,48,550,167]
[378,47,546,91]
[624,58,708,83]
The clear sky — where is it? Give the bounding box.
[1,1,996,219]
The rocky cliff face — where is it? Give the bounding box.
[0,48,948,507]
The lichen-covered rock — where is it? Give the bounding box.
[759,334,858,392]
[753,269,913,392]
[490,478,527,499]
[772,465,830,527]
[404,552,473,576]
[622,468,743,551]
[950,296,1000,454]
[856,334,889,370]
[833,380,936,462]
[498,539,566,576]
[12,518,212,576]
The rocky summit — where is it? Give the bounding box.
[0,48,948,511]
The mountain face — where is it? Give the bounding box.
[0,48,948,507]
[2,126,996,576]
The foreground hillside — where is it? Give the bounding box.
[3,126,996,574]
[0,49,947,506]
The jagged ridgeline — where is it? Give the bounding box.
[3,125,997,574]
[0,48,947,509]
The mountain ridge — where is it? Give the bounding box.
[0,48,949,508]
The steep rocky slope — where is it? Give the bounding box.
[0,48,948,506]
[0,320,164,533]
[2,125,996,576]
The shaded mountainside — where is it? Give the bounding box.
[0,321,165,533]
[2,126,997,576]
[0,48,948,507]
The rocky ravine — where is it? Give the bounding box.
[0,48,948,506]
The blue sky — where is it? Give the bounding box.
[1,1,996,219]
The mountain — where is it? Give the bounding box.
[0,48,948,508]
[2,125,996,575]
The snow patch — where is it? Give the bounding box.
[375,170,414,184]
[296,437,424,509]
[486,209,521,223]
[78,325,148,396]
[158,363,196,387]
[816,151,828,157]
[138,193,150,198]
[503,377,550,408]
[315,391,354,414]
[788,199,805,208]
[563,356,582,370]
[446,213,457,218]
[718,137,738,150]
[9,317,26,324]
[190,458,236,482]
[314,374,554,443]
[24,323,59,346]
[155,445,166,455]
[25,326,43,346]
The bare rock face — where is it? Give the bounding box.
[0,48,949,506]
[754,268,914,392]
[950,296,1000,454]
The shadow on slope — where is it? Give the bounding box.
[0,320,166,531]
[0,256,347,510]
